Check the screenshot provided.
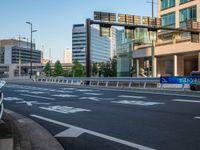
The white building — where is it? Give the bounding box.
[64,48,72,64]
[72,24,116,65]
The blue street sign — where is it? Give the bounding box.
[160,76,200,84]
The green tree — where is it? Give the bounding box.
[53,60,64,76]
[99,56,117,77]
[92,62,98,77]
[72,61,84,77]
[44,62,52,76]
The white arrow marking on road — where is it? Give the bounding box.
[172,99,200,103]
[118,95,146,99]
[16,101,50,106]
[4,97,22,101]
[40,106,91,114]
[55,128,84,138]
[20,94,55,100]
[31,114,155,150]
[52,94,77,98]
[84,93,103,96]
[112,100,164,106]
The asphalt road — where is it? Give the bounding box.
[2,82,200,150]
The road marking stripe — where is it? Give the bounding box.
[194,116,200,119]
[30,114,155,150]
[84,93,103,96]
[20,94,55,100]
[172,99,200,103]
[55,128,84,138]
[118,95,146,99]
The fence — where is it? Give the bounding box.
[36,77,160,89]
[0,80,6,121]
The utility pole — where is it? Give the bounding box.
[26,22,37,79]
[150,0,156,77]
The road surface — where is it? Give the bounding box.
[3,82,200,150]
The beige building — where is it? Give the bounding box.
[133,0,200,77]
[64,48,72,64]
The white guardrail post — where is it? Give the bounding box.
[0,80,6,121]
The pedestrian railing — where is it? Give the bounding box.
[35,76,160,89]
[0,80,6,121]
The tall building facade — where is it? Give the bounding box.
[72,24,114,65]
[132,0,200,77]
[0,39,42,78]
[64,48,72,64]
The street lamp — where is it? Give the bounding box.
[18,36,26,76]
[26,22,37,79]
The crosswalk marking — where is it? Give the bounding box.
[112,100,164,106]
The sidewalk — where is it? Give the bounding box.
[0,109,64,150]
[0,118,13,150]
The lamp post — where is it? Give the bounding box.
[26,22,37,79]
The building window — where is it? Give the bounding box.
[180,0,193,4]
[161,0,175,10]
[161,12,175,27]
[179,6,197,27]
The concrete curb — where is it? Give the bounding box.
[4,109,64,150]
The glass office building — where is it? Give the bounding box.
[72,24,112,65]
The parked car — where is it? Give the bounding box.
[190,71,200,91]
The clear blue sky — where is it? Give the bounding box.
[0,0,157,62]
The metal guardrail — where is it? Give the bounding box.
[0,80,6,120]
[36,77,160,88]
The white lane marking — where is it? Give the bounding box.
[52,94,77,98]
[40,106,91,114]
[80,97,114,101]
[194,116,200,119]
[55,128,84,138]
[4,97,22,101]
[15,90,30,93]
[31,115,155,150]
[172,99,200,103]
[15,90,45,94]
[84,93,103,96]
[76,89,94,92]
[20,94,55,100]
[118,95,146,99]
[84,86,200,98]
[61,88,75,90]
[31,91,45,94]
[112,100,164,106]
[16,101,50,106]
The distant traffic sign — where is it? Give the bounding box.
[160,76,200,84]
